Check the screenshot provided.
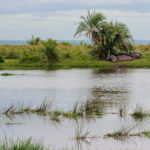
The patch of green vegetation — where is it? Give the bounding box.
[0,43,149,69]
[131,105,150,120]
[104,126,135,141]
[141,131,150,138]
[31,101,52,115]
[0,138,48,150]
[1,73,14,76]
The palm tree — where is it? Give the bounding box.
[74,10,105,43]
[75,10,133,59]
[95,22,133,58]
[41,38,58,65]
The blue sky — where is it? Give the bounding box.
[0,0,150,40]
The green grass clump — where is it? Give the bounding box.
[104,126,134,141]
[1,73,14,76]
[31,101,52,115]
[131,105,150,120]
[0,138,48,150]
[141,131,150,138]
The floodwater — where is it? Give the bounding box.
[0,68,150,150]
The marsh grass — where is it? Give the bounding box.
[49,113,61,122]
[3,101,52,116]
[104,126,135,141]
[49,102,83,119]
[141,131,150,138]
[75,123,98,144]
[0,137,48,150]
[131,104,150,120]
[31,101,53,115]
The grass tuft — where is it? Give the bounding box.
[131,104,150,119]
[0,137,48,150]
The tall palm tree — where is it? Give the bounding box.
[74,10,105,43]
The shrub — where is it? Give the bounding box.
[41,38,58,65]
[0,55,4,63]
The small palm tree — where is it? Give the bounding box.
[74,10,105,42]
[27,35,41,45]
[96,22,133,58]
[41,38,58,65]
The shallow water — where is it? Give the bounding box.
[0,68,150,149]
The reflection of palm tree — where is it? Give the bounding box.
[91,87,128,115]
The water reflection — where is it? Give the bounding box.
[0,69,150,149]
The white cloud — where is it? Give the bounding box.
[0,9,150,40]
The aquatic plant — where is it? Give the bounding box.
[131,104,150,119]
[31,101,53,115]
[75,122,98,142]
[50,113,61,122]
[3,105,16,116]
[141,131,150,138]
[0,137,48,150]
[104,126,135,141]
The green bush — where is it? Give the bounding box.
[41,38,58,65]
[0,55,4,63]
[20,54,41,63]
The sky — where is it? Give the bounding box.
[0,0,150,40]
